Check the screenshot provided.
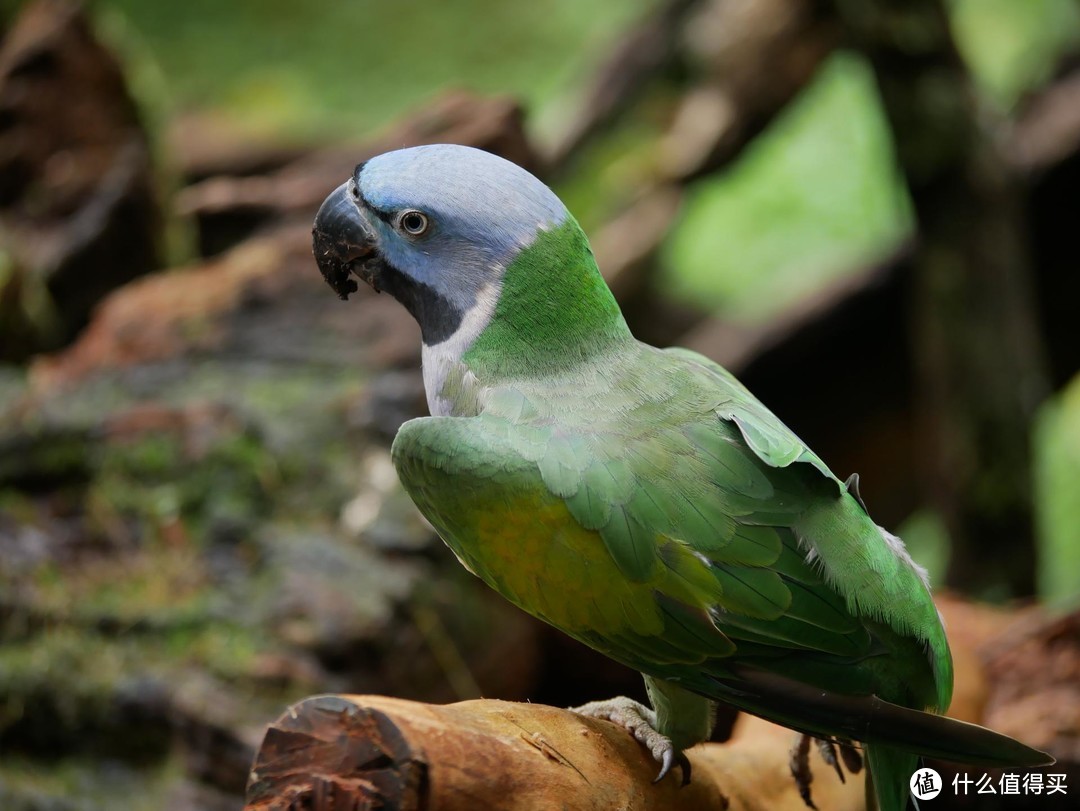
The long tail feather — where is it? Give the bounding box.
[703,666,1053,766]
[866,744,918,811]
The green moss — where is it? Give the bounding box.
[0,603,282,709]
[0,427,92,488]
[29,549,208,629]
[7,356,367,550]
[0,632,128,708]
[0,753,181,811]
[87,428,277,544]
[0,629,171,759]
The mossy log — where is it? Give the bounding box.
[243,696,865,811]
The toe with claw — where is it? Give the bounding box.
[791,733,818,809]
[571,696,692,786]
[790,733,863,809]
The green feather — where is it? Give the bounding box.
[599,504,659,582]
[708,563,791,619]
[538,430,586,498]
[867,746,918,811]
[712,524,782,566]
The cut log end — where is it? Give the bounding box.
[245,695,427,811]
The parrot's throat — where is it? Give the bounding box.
[422,281,500,417]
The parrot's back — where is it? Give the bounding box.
[394,340,953,717]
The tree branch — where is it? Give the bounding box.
[244,696,865,811]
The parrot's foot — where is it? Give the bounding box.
[570,696,692,785]
[789,733,864,809]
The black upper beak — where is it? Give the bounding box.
[312,181,377,300]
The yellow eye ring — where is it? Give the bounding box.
[399,210,429,235]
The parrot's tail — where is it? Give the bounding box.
[703,665,1054,765]
[865,743,918,811]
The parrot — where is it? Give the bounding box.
[311,144,1052,811]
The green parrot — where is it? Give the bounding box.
[312,144,1051,810]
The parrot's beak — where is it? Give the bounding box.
[312,181,378,300]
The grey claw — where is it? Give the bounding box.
[653,749,693,786]
[654,747,675,783]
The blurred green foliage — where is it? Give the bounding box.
[662,53,912,323]
[555,106,669,234]
[662,0,1079,322]
[950,0,1080,106]
[895,510,951,590]
[94,0,653,139]
[1034,376,1080,607]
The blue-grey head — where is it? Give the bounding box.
[312,144,568,346]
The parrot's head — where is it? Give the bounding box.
[312,144,568,347]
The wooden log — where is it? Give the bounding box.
[244,696,865,811]
[241,598,1075,810]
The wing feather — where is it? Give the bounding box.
[392,342,946,714]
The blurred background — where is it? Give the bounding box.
[0,0,1078,808]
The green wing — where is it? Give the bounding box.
[393,343,951,723]
[663,346,952,708]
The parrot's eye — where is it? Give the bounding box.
[399,210,429,236]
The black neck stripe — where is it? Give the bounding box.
[371,254,464,347]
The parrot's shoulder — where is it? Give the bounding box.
[660,345,842,489]
[391,410,541,483]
